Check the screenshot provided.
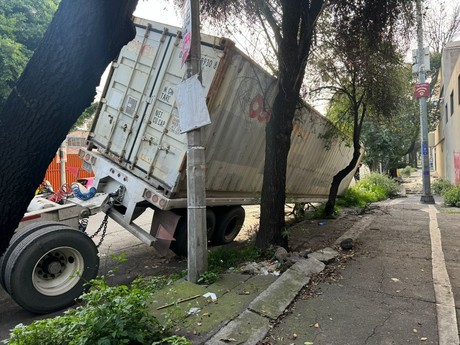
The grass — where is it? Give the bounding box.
[337,173,400,209]
[208,244,263,273]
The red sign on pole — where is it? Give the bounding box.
[414,82,430,99]
[181,0,192,67]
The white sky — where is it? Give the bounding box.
[133,0,181,26]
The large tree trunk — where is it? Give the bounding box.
[0,0,138,256]
[256,0,324,251]
[256,89,297,250]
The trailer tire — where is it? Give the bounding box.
[0,221,71,293]
[169,209,217,257]
[206,208,216,240]
[4,226,99,314]
[169,218,187,257]
[212,206,245,245]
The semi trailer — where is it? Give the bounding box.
[0,17,356,314]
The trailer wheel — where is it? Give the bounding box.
[0,221,71,292]
[169,209,217,257]
[4,226,99,314]
[212,206,245,245]
[206,208,216,240]
[169,218,187,257]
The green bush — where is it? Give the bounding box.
[338,188,371,208]
[432,178,452,196]
[400,165,413,177]
[361,173,400,197]
[338,173,400,208]
[5,276,171,345]
[444,185,460,207]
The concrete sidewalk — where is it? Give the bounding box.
[265,196,440,344]
[149,192,460,345]
[147,213,375,344]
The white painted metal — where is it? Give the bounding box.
[88,17,356,208]
[32,246,84,296]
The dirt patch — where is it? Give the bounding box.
[286,211,361,252]
[234,205,364,254]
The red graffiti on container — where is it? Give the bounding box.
[249,94,271,123]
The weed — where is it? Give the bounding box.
[444,185,460,207]
[152,336,192,345]
[400,165,416,177]
[4,276,174,345]
[432,178,452,196]
[208,245,263,273]
[197,271,219,285]
[305,204,340,219]
[169,269,187,282]
[337,172,400,209]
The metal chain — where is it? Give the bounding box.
[89,213,109,248]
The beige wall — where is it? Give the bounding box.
[434,42,460,184]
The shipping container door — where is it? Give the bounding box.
[128,37,223,193]
[91,25,171,161]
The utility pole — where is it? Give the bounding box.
[59,140,67,187]
[186,0,207,282]
[415,0,435,204]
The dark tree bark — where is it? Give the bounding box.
[324,104,364,217]
[256,0,324,251]
[409,143,419,168]
[0,0,138,255]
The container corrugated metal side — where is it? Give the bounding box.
[44,154,94,191]
[196,52,356,201]
[88,17,356,203]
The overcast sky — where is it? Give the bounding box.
[134,0,180,26]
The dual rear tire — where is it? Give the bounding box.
[169,205,245,257]
[0,222,99,314]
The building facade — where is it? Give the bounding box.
[434,41,460,184]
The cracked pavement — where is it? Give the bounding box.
[263,195,458,345]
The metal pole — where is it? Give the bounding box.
[416,0,435,204]
[59,140,67,187]
[186,0,207,282]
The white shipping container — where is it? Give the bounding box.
[88,17,356,206]
[0,18,361,315]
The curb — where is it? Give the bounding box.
[204,213,375,345]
